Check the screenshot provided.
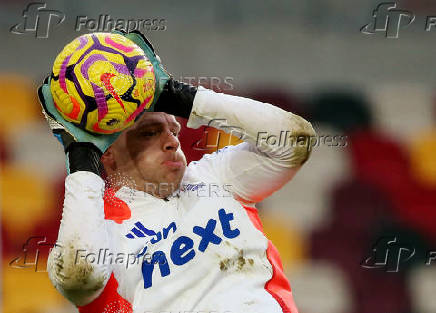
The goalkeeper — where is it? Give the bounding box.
[41,30,315,313]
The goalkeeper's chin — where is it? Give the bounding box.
[148,166,186,199]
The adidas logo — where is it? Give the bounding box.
[125,221,177,245]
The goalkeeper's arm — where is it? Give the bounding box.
[47,144,112,306]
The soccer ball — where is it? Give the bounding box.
[50,32,156,134]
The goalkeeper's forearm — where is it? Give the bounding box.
[47,144,111,306]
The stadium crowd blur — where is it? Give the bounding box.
[1,0,436,312]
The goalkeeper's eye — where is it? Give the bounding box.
[141,131,159,137]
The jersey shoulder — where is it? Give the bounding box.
[183,143,244,183]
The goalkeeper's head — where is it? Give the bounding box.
[100,112,187,199]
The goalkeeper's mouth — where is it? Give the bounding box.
[162,160,184,169]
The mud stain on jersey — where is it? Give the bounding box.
[286,113,317,166]
[51,236,105,291]
[219,248,254,272]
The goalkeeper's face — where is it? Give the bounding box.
[101,112,187,199]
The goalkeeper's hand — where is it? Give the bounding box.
[113,29,197,119]
[113,29,171,111]
[38,29,172,175]
[38,75,121,175]
[38,75,122,154]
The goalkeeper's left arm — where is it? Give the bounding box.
[46,146,112,306]
[39,79,115,306]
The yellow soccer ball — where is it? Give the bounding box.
[50,32,156,134]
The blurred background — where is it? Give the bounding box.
[1,0,436,312]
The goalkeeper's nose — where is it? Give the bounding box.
[162,130,180,152]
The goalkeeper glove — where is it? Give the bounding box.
[38,75,117,175]
[113,29,171,113]
[38,30,173,175]
[116,29,197,119]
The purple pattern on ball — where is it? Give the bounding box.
[91,82,108,121]
[59,54,71,93]
[63,34,148,129]
[81,54,107,80]
[110,62,130,75]
[77,36,88,50]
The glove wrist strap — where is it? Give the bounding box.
[66,142,103,176]
[154,79,197,119]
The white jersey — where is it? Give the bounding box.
[47,87,315,313]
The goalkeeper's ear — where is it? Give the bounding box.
[101,146,116,172]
